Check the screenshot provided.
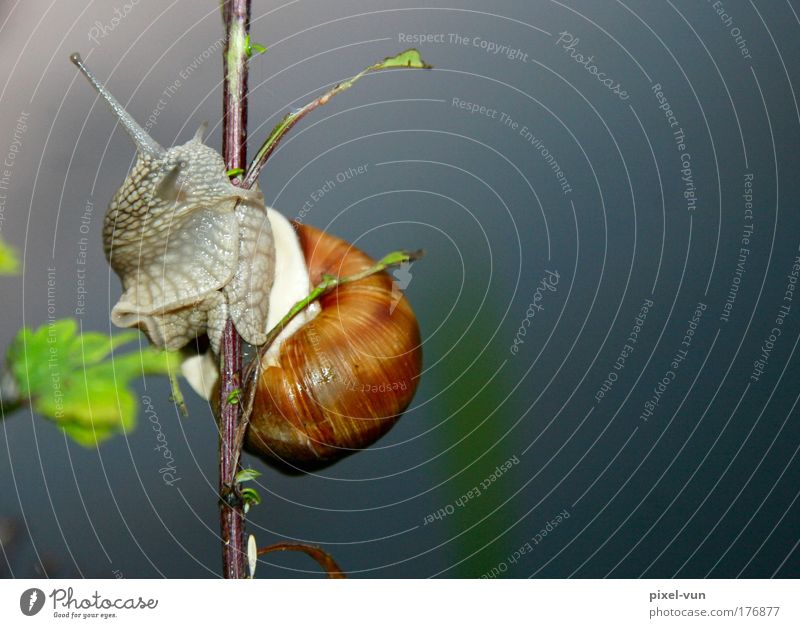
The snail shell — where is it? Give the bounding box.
[243,222,422,469]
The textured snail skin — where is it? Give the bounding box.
[105,139,275,352]
[244,223,422,469]
[71,53,274,352]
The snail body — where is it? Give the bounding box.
[71,54,422,469]
[71,53,275,352]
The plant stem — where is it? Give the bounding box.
[219,0,251,580]
[258,543,345,578]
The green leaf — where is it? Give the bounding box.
[241,486,262,513]
[6,320,182,446]
[370,49,431,71]
[168,371,188,417]
[226,388,241,405]
[244,34,267,58]
[235,468,261,483]
[0,236,20,275]
[77,330,140,364]
[226,168,244,178]
[376,249,424,268]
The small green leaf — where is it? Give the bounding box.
[377,249,424,267]
[241,486,262,510]
[226,168,244,178]
[226,388,241,405]
[0,236,20,275]
[235,468,261,483]
[371,49,432,71]
[169,371,188,417]
[78,330,139,364]
[6,320,182,446]
[244,34,267,58]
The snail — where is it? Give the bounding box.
[70,53,275,353]
[242,222,421,468]
[70,54,422,469]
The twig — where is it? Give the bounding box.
[219,0,251,580]
[242,49,430,189]
[258,543,345,578]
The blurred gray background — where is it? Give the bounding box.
[0,0,799,578]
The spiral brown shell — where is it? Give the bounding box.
[244,223,422,469]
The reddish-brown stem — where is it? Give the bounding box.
[222,0,250,176]
[258,543,346,578]
[241,97,325,189]
[219,0,251,580]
